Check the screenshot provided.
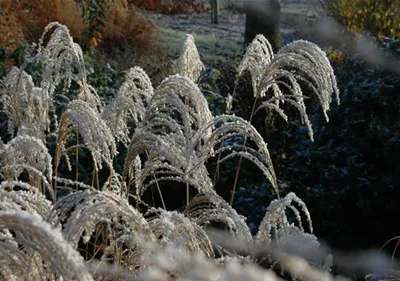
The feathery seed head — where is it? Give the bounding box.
[175,34,205,82]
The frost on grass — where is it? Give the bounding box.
[174,34,205,82]
[256,192,313,245]
[144,75,213,139]
[124,75,278,200]
[185,192,252,244]
[0,211,93,281]
[237,34,274,93]
[237,36,340,141]
[255,192,333,272]
[2,67,49,138]
[56,100,117,173]
[102,66,154,145]
[37,22,101,110]
[47,189,155,270]
[0,134,53,193]
[0,181,52,216]
[123,75,215,196]
[147,208,215,258]
[121,73,282,257]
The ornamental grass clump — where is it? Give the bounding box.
[229,34,341,205]
[0,21,362,281]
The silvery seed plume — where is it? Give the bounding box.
[2,67,49,138]
[37,22,101,110]
[256,41,339,140]
[119,66,154,102]
[146,208,214,258]
[0,134,53,197]
[0,210,94,281]
[0,181,51,216]
[237,34,274,93]
[102,66,154,146]
[124,132,252,245]
[143,75,213,143]
[123,130,211,196]
[194,190,332,274]
[0,228,27,281]
[124,80,279,241]
[190,114,278,195]
[256,192,313,249]
[146,77,277,193]
[209,225,337,280]
[102,94,137,145]
[124,117,277,204]
[237,36,339,141]
[202,192,323,277]
[123,75,213,196]
[253,195,332,273]
[56,99,117,173]
[278,40,340,111]
[127,76,277,195]
[47,189,155,270]
[174,34,205,82]
[185,192,252,244]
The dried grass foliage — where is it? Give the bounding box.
[102,1,161,52]
[0,0,159,66]
[0,12,24,64]
[0,0,84,43]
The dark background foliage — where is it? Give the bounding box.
[230,40,400,254]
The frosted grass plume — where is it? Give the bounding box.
[174,34,205,82]
[237,35,340,141]
[0,211,93,280]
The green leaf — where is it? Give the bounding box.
[203,90,218,102]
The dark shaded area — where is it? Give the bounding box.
[278,55,400,252]
[230,43,400,255]
[244,0,281,51]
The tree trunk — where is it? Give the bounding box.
[210,0,219,24]
[244,0,281,51]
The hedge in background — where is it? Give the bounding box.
[326,0,400,40]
